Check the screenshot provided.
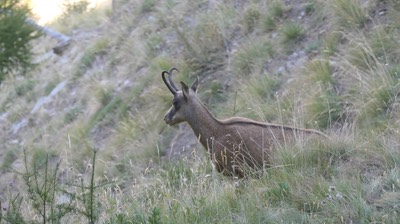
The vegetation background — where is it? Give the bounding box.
[0,0,400,223]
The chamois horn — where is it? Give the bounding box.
[168,68,179,91]
[162,67,179,95]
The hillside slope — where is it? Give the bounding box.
[0,0,400,223]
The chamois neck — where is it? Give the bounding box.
[185,97,220,145]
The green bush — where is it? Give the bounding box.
[63,0,89,15]
[0,0,41,82]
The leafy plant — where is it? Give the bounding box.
[3,147,110,223]
[76,149,100,224]
[22,149,75,223]
[0,193,25,223]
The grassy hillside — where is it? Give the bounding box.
[1,0,400,223]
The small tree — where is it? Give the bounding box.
[0,0,41,83]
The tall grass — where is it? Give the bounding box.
[232,38,274,76]
[0,148,118,223]
[281,22,305,44]
[301,59,345,129]
[2,0,400,223]
[341,33,400,131]
[331,0,369,28]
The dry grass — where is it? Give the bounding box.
[0,0,400,223]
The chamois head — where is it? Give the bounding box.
[162,68,199,126]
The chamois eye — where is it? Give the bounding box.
[172,100,179,108]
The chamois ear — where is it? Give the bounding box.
[191,76,199,93]
[181,81,190,101]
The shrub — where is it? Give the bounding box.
[0,0,41,82]
[63,0,89,15]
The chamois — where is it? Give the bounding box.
[162,68,326,178]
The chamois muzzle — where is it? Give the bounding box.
[164,105,181,126]
[163,109,174,125]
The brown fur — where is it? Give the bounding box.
[162,69,327,178]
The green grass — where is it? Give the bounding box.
[261,1,285,32]
[86,96,124,132]
[2,149,18,170]
[52,0,111,33]
[243,7,261,33]
[347,30,399,71]
[1,148,105,223]
[269,1,285,19]
[305,59,335,85]
[306,89,344,129]
[323,31,342,56]
[63,0,90,14]
[301,59,345,129]
[140,0,156,14]
[342,32,400,131]
[233,38,273,76]
[74,38,109,78]
[262,15,277,32]
[64,106,82,124]
[2,0,400,223]
[174,4,237,73]
[281,22,305,44]
[4,132,400,223]
[230,74,280,121]
[304,1,316,15]
[331,0,368,28]
[14,79,36,97]
[145,33,165,60]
